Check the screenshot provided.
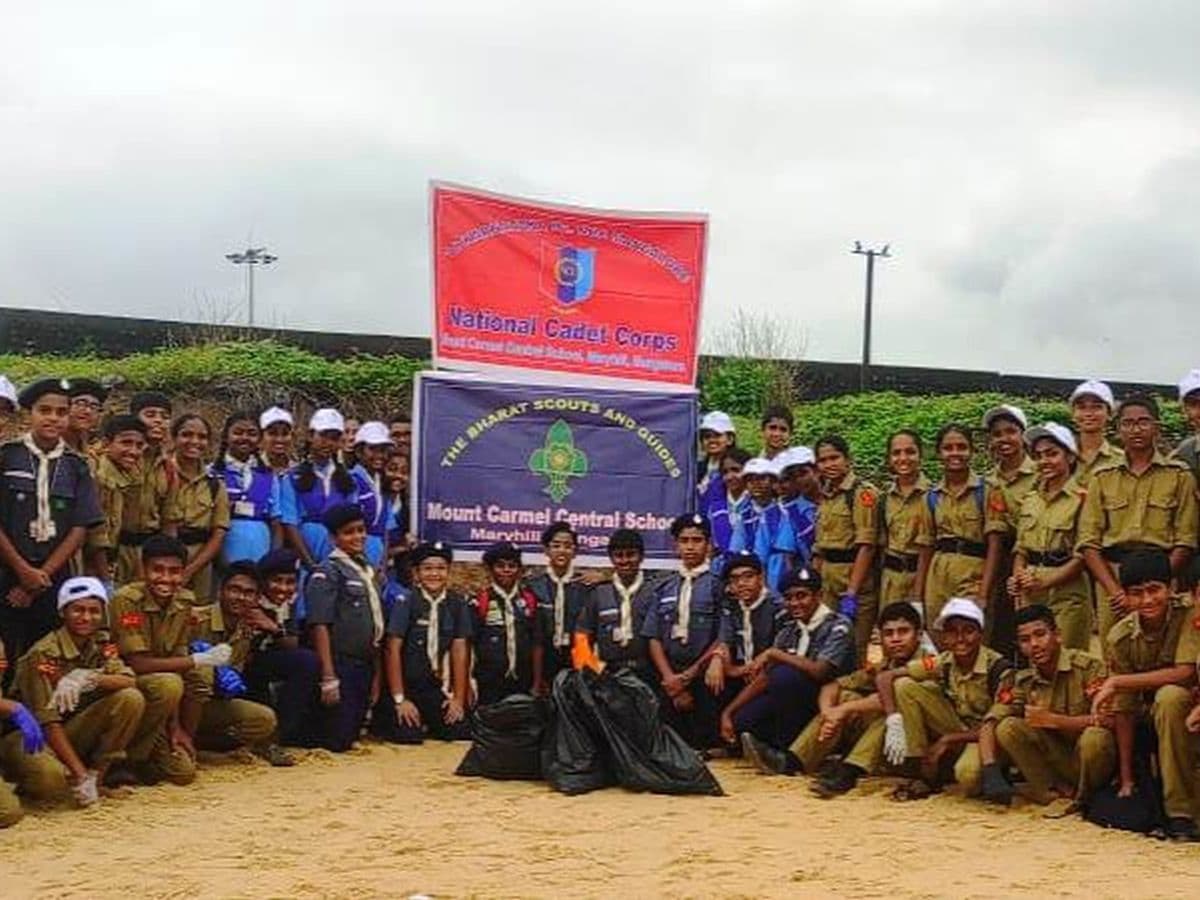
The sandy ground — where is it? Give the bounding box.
[2,741,1199,900]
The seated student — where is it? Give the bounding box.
[778,446,818,568]
[877,598,1012,801]
[0,635,45,827]
[976,604,1114,809]
[305,503,385,752]
[374,541,470,743]
[572,528,657,684]
[714,551,784,746]
[731,458,796,592]
[747,602,927,794]
[527,523,586,689]
[193,563,293,766]
[4,577,145,810]
[728,567,855,762]
[109,535,235,786]
[642,514,727,749]
[706,448,752,575]
[1088,550,1200,841]
[470,542,541,706]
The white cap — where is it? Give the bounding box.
[0,375,15,408]
[309,408,345,433]
[779,445,815,470]
[699,411,735,434]
[933,597,985,631]
[982,404,1027,431]
[57,576,108,611]
[259,406,294,430]
[743,457,778,478]
[354,421,393,446]
[1069,379,1114,409]
[1178,369,1200,401]
[1025,421,1078,455]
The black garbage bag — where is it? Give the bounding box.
[543,670,614,795]
[586,669,723,797]
[456,694,551,780]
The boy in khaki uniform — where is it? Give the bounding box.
[6,577,144,808]
[89,415,148,582]
[1076,396,1198,656]
[115,393,178,586]
[977,604,1114,808]
[1089,550,1200,842]
[109,535,234,786]
[0,637,46,828]
[877,598,1011,800]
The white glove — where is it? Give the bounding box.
[191,643,233,668]
[320,677,341,706]
[884,712,908,766]
[71,770,100,807]
[52,669,101,715]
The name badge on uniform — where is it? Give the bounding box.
[234,500,257,517]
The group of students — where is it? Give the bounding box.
[2,370,1200,842]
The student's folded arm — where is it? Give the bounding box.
[125,652,193,675]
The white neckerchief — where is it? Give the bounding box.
[490,582,521,677]
[313,458,335,497]
[547,564,576,648]
[419,587,447,675]
[329,549,383,644]
[367,471,384,526]
[727,491,745,524]
[672,562,710,643]
[793,603,832,657]
[21,434,65,542]
[224,452,254,492]
[740,589,768,663]
[612,572,644,646]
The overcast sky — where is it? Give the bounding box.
[4,2,1199,382]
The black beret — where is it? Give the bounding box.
[1119,549,1172,589]
[670,513,711,539]
[781,566,822,593]
[540,521,577,546]
[410,541,453,566]
[482,541,522,567]
[130,391,172,416]
[68,378,108,403]
[102,414,148,439]
[322,502,365,534]
[256,548,300,580]
[221,560,260,586]
[18,377,72,410]
[141,533,188,564]
[724,550,763,575]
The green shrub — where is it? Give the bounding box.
[701,357,795,415]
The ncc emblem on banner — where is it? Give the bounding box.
[540,242,595,307]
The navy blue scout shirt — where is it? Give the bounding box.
[640,570,722,669]
[575,576,658,670]
[468,586,540,686]
[526,572,586,672]
[0,441,102,565]
[385,591,471,687]
[304,555,382,663]
[718,592,785,665]
[773,611,856,676]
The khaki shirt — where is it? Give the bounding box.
[1013,476,1090,607]
[985,647,1106,722]
[814,472,879,554]
[12,627,132,726]
[837,651,933,695]
[928,474,987,542]
[1078,439,1125,487]
[167,464,232,533]
[880,476,934,556]
[93,455,139,552]
[1075,453,1199,552]
[985,457,1039,538]
[196,613,254,671]
[131,447,178,534]
[110,582,196,659]
[905,645,1009,728]
[1108,596,1200,712]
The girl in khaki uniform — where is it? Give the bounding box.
[1008,423,1092,650]
[878,431,934,607]
[924,425,989,628]
[812,435,879,660]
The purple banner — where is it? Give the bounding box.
[413,371,698,565]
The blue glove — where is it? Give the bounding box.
[9,703,46,754]
[838,593,858,620]
[214,665,247,698]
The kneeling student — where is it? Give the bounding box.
[877,598,1011,800]
[0,635,45,827]
[572,529,657,683]
[376,541,470,742]
[471,542,541,706]
[976,603,1114,808]
[3,578,143,811]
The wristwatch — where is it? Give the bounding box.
[392,693,405,705]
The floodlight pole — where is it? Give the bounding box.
[851,242,891,391]
[225,247,278,326]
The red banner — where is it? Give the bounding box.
[431,182,707,389]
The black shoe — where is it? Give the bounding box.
[740,732,793,776]
[814,757,841,781]
[1166,817,1200,842]
[811,762,861,798]
[980,762,1014,807]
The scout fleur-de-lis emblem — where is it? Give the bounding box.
[528,418,588,502]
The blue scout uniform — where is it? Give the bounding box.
[0,438,103,667]
[381,576,411,620]
[469,585,540,706]
[304,552,385,752]
[708,490,751,576]
[574,574,658,678]
[373,589,472,743]
[718,591,785,667]
[782,495,817,567]
[278,461,358,567]
[350,465,388,568]
[385,493,408,550]
[731,501,797,592]
[527,571,587,682]
[215,456,280,567]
